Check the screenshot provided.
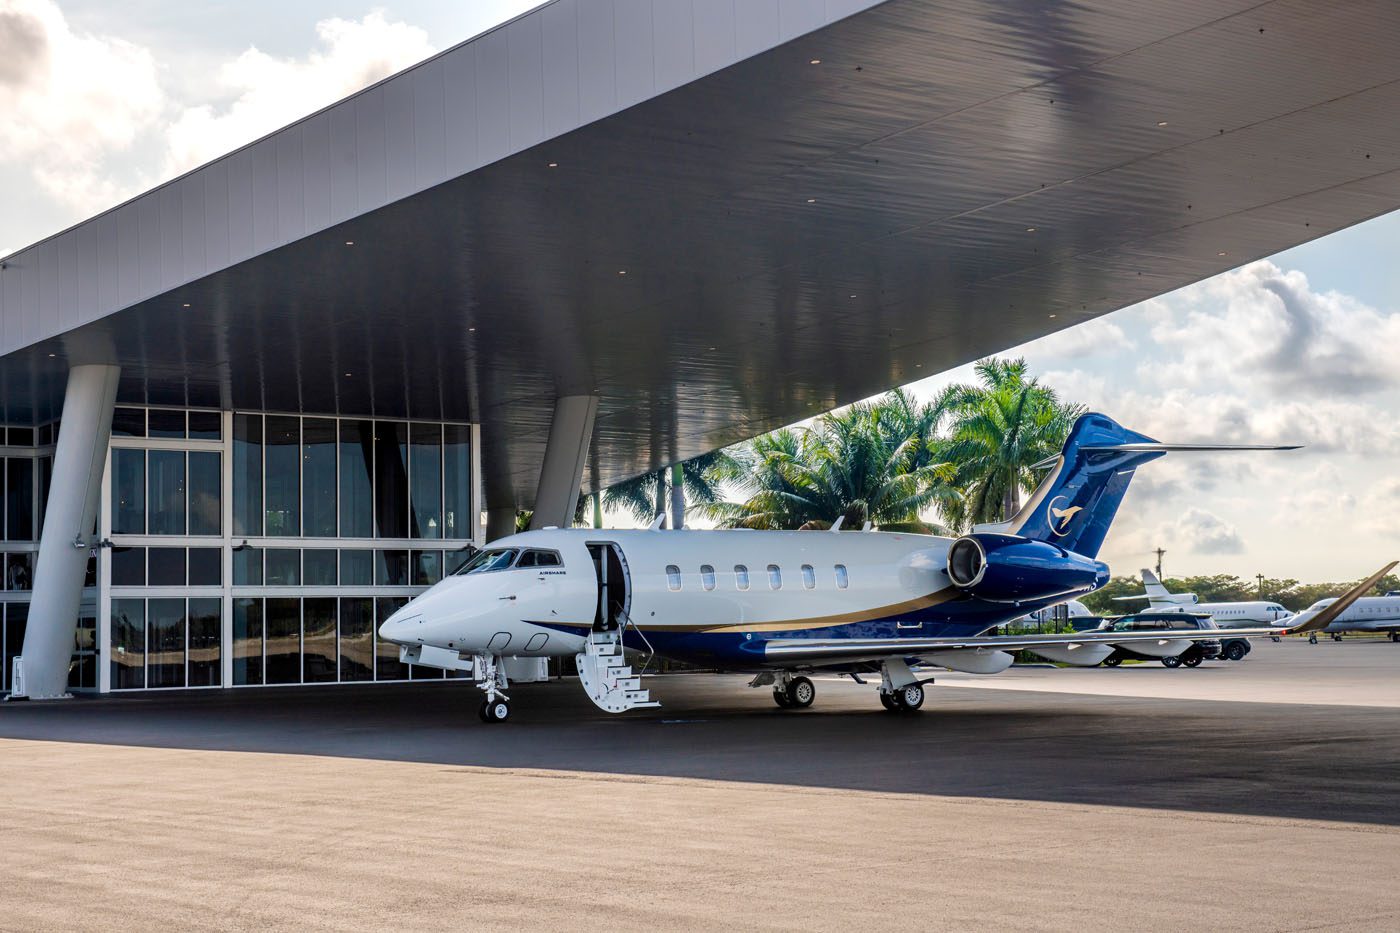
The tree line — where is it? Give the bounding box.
[1080,573,1400,614]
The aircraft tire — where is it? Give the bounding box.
[1391,631,1400,643]
[1161,656,1183,668]
[1103,657,1122,667]
[1308,634,1318,644]
[895,684,924,711]
[786,676,815,708]
[479,698,510,723]
[773,688,793,708]
[1333,633,1344,642]
[879,691,897,712]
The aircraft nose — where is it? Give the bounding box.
[377,605,419,644]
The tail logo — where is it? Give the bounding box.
[1048,497,1082,537]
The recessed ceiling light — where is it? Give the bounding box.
[1049,314,1057,319]
[547,162,558,168]
[345,241,354,246]
[806,198,817,203]
[809,59,821,65]
[849,294,857,299]
[468,326,476,332]
[47,353,55,358]
[182,303,190,308]
[915,363,922,368]
[618,269,627,275]
[344,372,352,377]
[1157,121,1169,127]
[707,346,716,351]
[1217,250,1227,256]
[1026,227,1037,233]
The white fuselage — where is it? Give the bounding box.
[379,527,1003,668]
[1148,599,1292,627]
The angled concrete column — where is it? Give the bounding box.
[12,365,119,699]
[528,395,598,531]
[485,507,517,543]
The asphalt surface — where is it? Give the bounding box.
[2,638,1398,930]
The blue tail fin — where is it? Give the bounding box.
[996,414,1163,558]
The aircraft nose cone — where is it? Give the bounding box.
[377,606,418,644]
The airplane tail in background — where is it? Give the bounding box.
[988,414,1298,560]
[1141,569,1172,600]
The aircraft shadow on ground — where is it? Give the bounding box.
[2,675,1393,827]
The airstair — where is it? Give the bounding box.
[575,625,660,714]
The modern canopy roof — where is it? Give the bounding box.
[3,0,1400,508]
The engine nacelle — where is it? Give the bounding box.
[946,533,1108,604]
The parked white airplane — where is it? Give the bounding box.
[1114,569,1293,627]
[378,413,1385,723]
[1295,591,1400,643]
[1019,599,1092,625]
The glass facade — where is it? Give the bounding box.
[91,406,479,693]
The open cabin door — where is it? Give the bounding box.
[587,543,631,632]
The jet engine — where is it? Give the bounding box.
[945,533,1108,604]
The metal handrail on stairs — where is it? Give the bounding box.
[616,613,656,676]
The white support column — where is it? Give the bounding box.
[528,395,598,531]
[12,364,119,700]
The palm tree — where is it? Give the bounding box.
[936,357,1083,529]
[710,396,959,531]
[603,450,735,529]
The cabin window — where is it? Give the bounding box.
[801,564,816,589]
[734,565,750,590]
[517,549,562,568]
[835,564,849,589]
[700,564,716,591]
[768,564,782,590]
[666,565,682,591]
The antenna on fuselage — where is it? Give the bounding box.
[647,513,667,531]
[861,521,872,532]
[829,516,845,532]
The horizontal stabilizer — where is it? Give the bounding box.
[1080,443,1302,454]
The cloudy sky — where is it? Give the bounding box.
[2,1,1397,582]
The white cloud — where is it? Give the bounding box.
[162,12,436,178]
[0,2,437,228]
[1144,261,1400,397]
[1155,506,1245,556]
[0,0,164,213]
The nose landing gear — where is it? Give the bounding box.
[472,654,512,724]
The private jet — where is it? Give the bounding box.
[1296,591,1400,644]
[378,413,1387,722]
[1114,569,1293,627]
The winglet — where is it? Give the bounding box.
[1287,562,1398,634]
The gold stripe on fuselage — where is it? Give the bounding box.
[538,589,963,635]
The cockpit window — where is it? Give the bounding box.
[454,548,519,575]
[518,549,562,568]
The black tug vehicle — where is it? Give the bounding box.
[1086,611,1229,668]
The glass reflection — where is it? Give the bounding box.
[264,597,300,684]
[233,414,263,536]
[443,424,471,540]
[111,598,145,689]
[374,422,408,538]
[303,597,337,683]
[339,420,374,538]
[265,416,300,536]
[232,597,263,686]
[409,423,442,539]
[188,597,221,687]
[6,458,33,540]
[303,418,336,537]
[339,597,374,681]
[188,451,221,535]
[303,549,337,586]
[147,598,186,688]
[147,450,186,535]
[112,448,145,535]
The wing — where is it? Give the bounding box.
[761,562,1395,666]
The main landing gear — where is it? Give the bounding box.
[772,674,815,709]
[473,654,512,724]
[878,683,925,712]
